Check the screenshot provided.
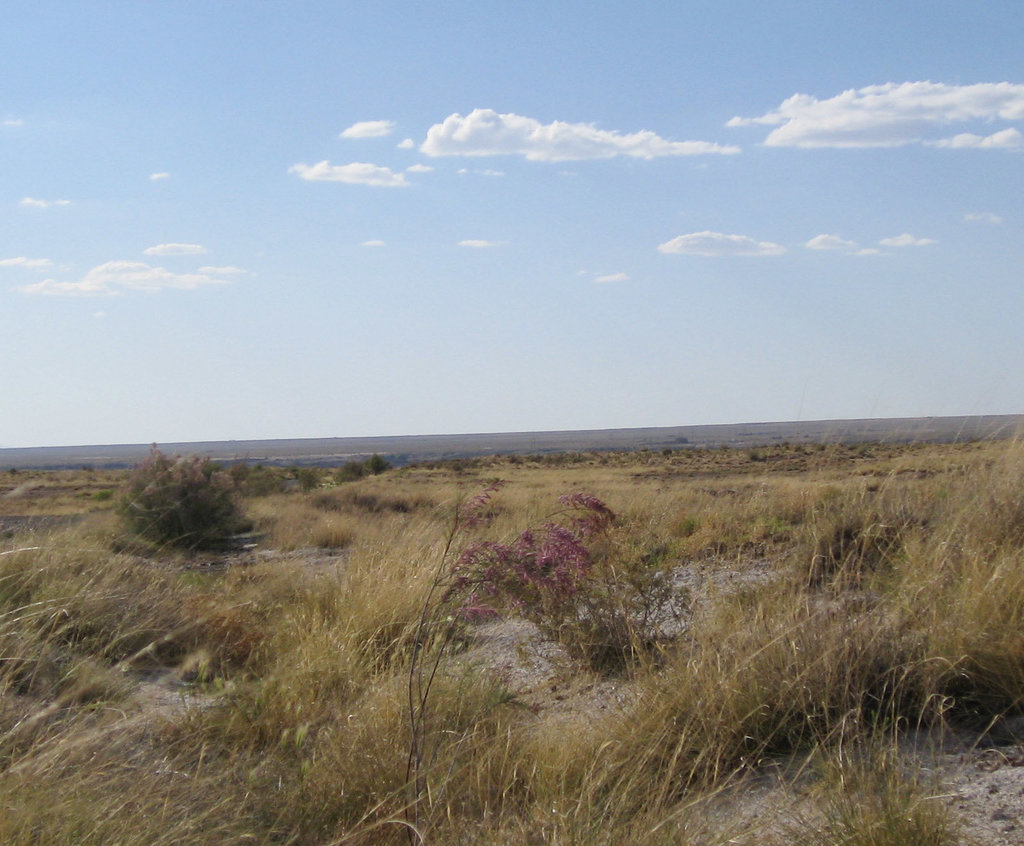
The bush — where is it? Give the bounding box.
[335,454,392,483]
[294,466,323,492]
[230,463,286,497]
[450,491,679,670]
[118,447,243,548]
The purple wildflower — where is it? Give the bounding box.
[447,490,615,621]
[458,480,506,530]
[558,492,616,537]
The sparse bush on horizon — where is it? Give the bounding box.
[335,453,392,483]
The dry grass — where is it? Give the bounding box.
[0,468,126,518]
[2,439,1023,842]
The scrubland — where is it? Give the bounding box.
[3,440,1024,843]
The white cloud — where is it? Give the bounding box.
[657,231,786,257]
[422,108,740,161]
[0,256,53,269]
[4,118,23,127]
[965,211,1004,224]
[856,248,883,256]
[878,233,936,247]
[928,127,1024,149]
[197,265,245,275]
[20,197,70,208]
[729,81,1024,148]
[595,272,629,283]
[18,260,233,296]
[289,160,409,187]
[397,138,415,149]
[144,243,207,256]
[805,233,859,251]
[361,240,387,247]
[405,163,434,173]
[149,171,171,181]
[456,167,506,177]
[340,120,395,139]
[458,239,503,248]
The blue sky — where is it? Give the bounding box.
[3,1,1023,448]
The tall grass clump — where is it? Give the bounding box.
[795,743,958,846]
[118,447,243,549]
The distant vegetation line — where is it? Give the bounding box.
[3,414,1022,471]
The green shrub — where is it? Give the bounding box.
[334,454,392,483]
[230,463,286,497]
[294,466,323,492]
[118,447,243,548]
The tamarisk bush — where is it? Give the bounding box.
[119,446,243,549]
[451,491,677,669]
[452,492,612,615]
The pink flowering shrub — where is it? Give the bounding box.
[119,447,243,549]
[450,490,677,669]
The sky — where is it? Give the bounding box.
[3,1,1023,448]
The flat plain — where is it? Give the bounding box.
[3,413,1022,470]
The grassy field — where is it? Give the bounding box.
[2,440,1024,843]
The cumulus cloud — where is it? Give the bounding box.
[397,138,415,149]
[197,265,245,275]
[657,231,786,257]
[457,239,503,248]
[878,233,936,247]
[340,120,395,139]
[595,272,629,283]
[149,171,171,181]
[805,233,859,251]
[729,81,1024,148]
[144,243,207,256]
[20,197,70,208]
[421,108,740,161]
[289,160,409,187]
[965,211,1003,224]
[0,256,52,269]
[18,261,234,296]
[405,163,434,173]
[928,127,1024,149]
[361,240,387,247]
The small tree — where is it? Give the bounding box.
[119,447,242,548]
